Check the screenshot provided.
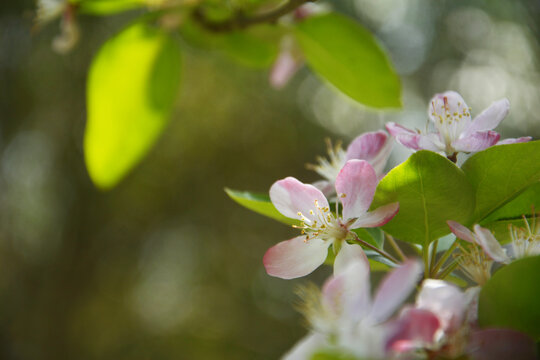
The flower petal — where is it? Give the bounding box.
[350,202,399,229]
[323,254,372,322]
[452,130,500,153]
[447,220,475,243]
[473,225,510,264]
[417,133,444,152]
[386,122,422,150]
[263,236,328,279]
[333,241,368,275]
[466,98,509,134]
[346,131,392,175]
[335,160,378,221]
[269,45,302,89]
[467,329,537,360]
[416,279,466,332]
[386,308,441,354]
[270,177,329,224]
[283,333,326,360]
[497,136,532,145]
[369,260,423,324]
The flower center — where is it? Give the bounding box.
[509,214,540,259]
[454,244,492,285]
[306,138,347,183]
[431,97,471,151]
[294,199,349,242]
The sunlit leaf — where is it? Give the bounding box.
[294,12,401,108]
[85,22,181,189]
[462,141,540,223]
[478,255,540,339]
[225,188,299,225]
[372,151,475,245]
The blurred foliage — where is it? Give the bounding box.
[0,0,540,359]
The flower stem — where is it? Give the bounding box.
[429,239,438,276]
[447,153,458,163]
[385,232,407,262]
[351,232,400,264]
[431,239,459,277]
[437,260,459,279]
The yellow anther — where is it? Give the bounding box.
[340,193,347,198]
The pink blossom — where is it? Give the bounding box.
[263,160,399,279]
[284,256,422,359]
[386,91,530,157]
[309,131,393,195]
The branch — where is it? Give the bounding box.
[192,0,313,33]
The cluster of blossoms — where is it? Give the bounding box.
[258,91,537,359]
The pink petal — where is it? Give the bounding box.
[473,225,510,264]
[416,279,466,332]
[269,48,302,89]
[283,333,326,360]
[417,133,444,152]
[346,131,392,175]
[335,160,378,221]
[466,98,510,134]
[386,122,422,150]
[333,241,368,275]
[324,255,372,321]
[350,202,399,229]
[497,136,532,145]
[447,220,475,243]
[270,177,329,224]
[452,130,500,153]
[467,329,537,360]
[369,260,423,324]
[263,236,328,279]
[386,308,441,354]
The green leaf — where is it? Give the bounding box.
[462,141,540,223]
[311,350,358,360]
[85,22,181,189]
[181,21,279,68]
[294,12,401,109]
[478,255,540,339]
[352,227,384,249]
[225,188,299,226]
[481,182,540,224]
[372,151,475,245]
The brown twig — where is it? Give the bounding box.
[192,0,314,32]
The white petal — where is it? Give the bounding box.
[349,202,399,229]
[466,98,509,134]
[416,279,466,332]
[473,225,510,264]
[335,160,378,221]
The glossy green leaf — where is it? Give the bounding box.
[462,141,540,223]
[352,227,384,249]
[372,151,475,245]
[478,255,540,339]
[294,12,401,108]
[225,188,299,226]
[85,23,181,189]
[481,182,540,224]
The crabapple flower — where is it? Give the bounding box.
[307,131,393,195]
[284,255,422,360]
[36,0,79,54]
[263,160,399,279]
[448,221,510,285]
[386,91,531,158]
[269,36,304,89]
[507,214,540,259]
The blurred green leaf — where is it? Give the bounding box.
[372,151,475,245]
[294,12,401,108]
[85,22,181,189]
[225,188,299,225]
[77,0,146,15]
[478,255,540,339]
[181,21,280,68]
[462,141,540,223]
[311,350,358,360]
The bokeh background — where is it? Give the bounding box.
[1,0,540,358]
